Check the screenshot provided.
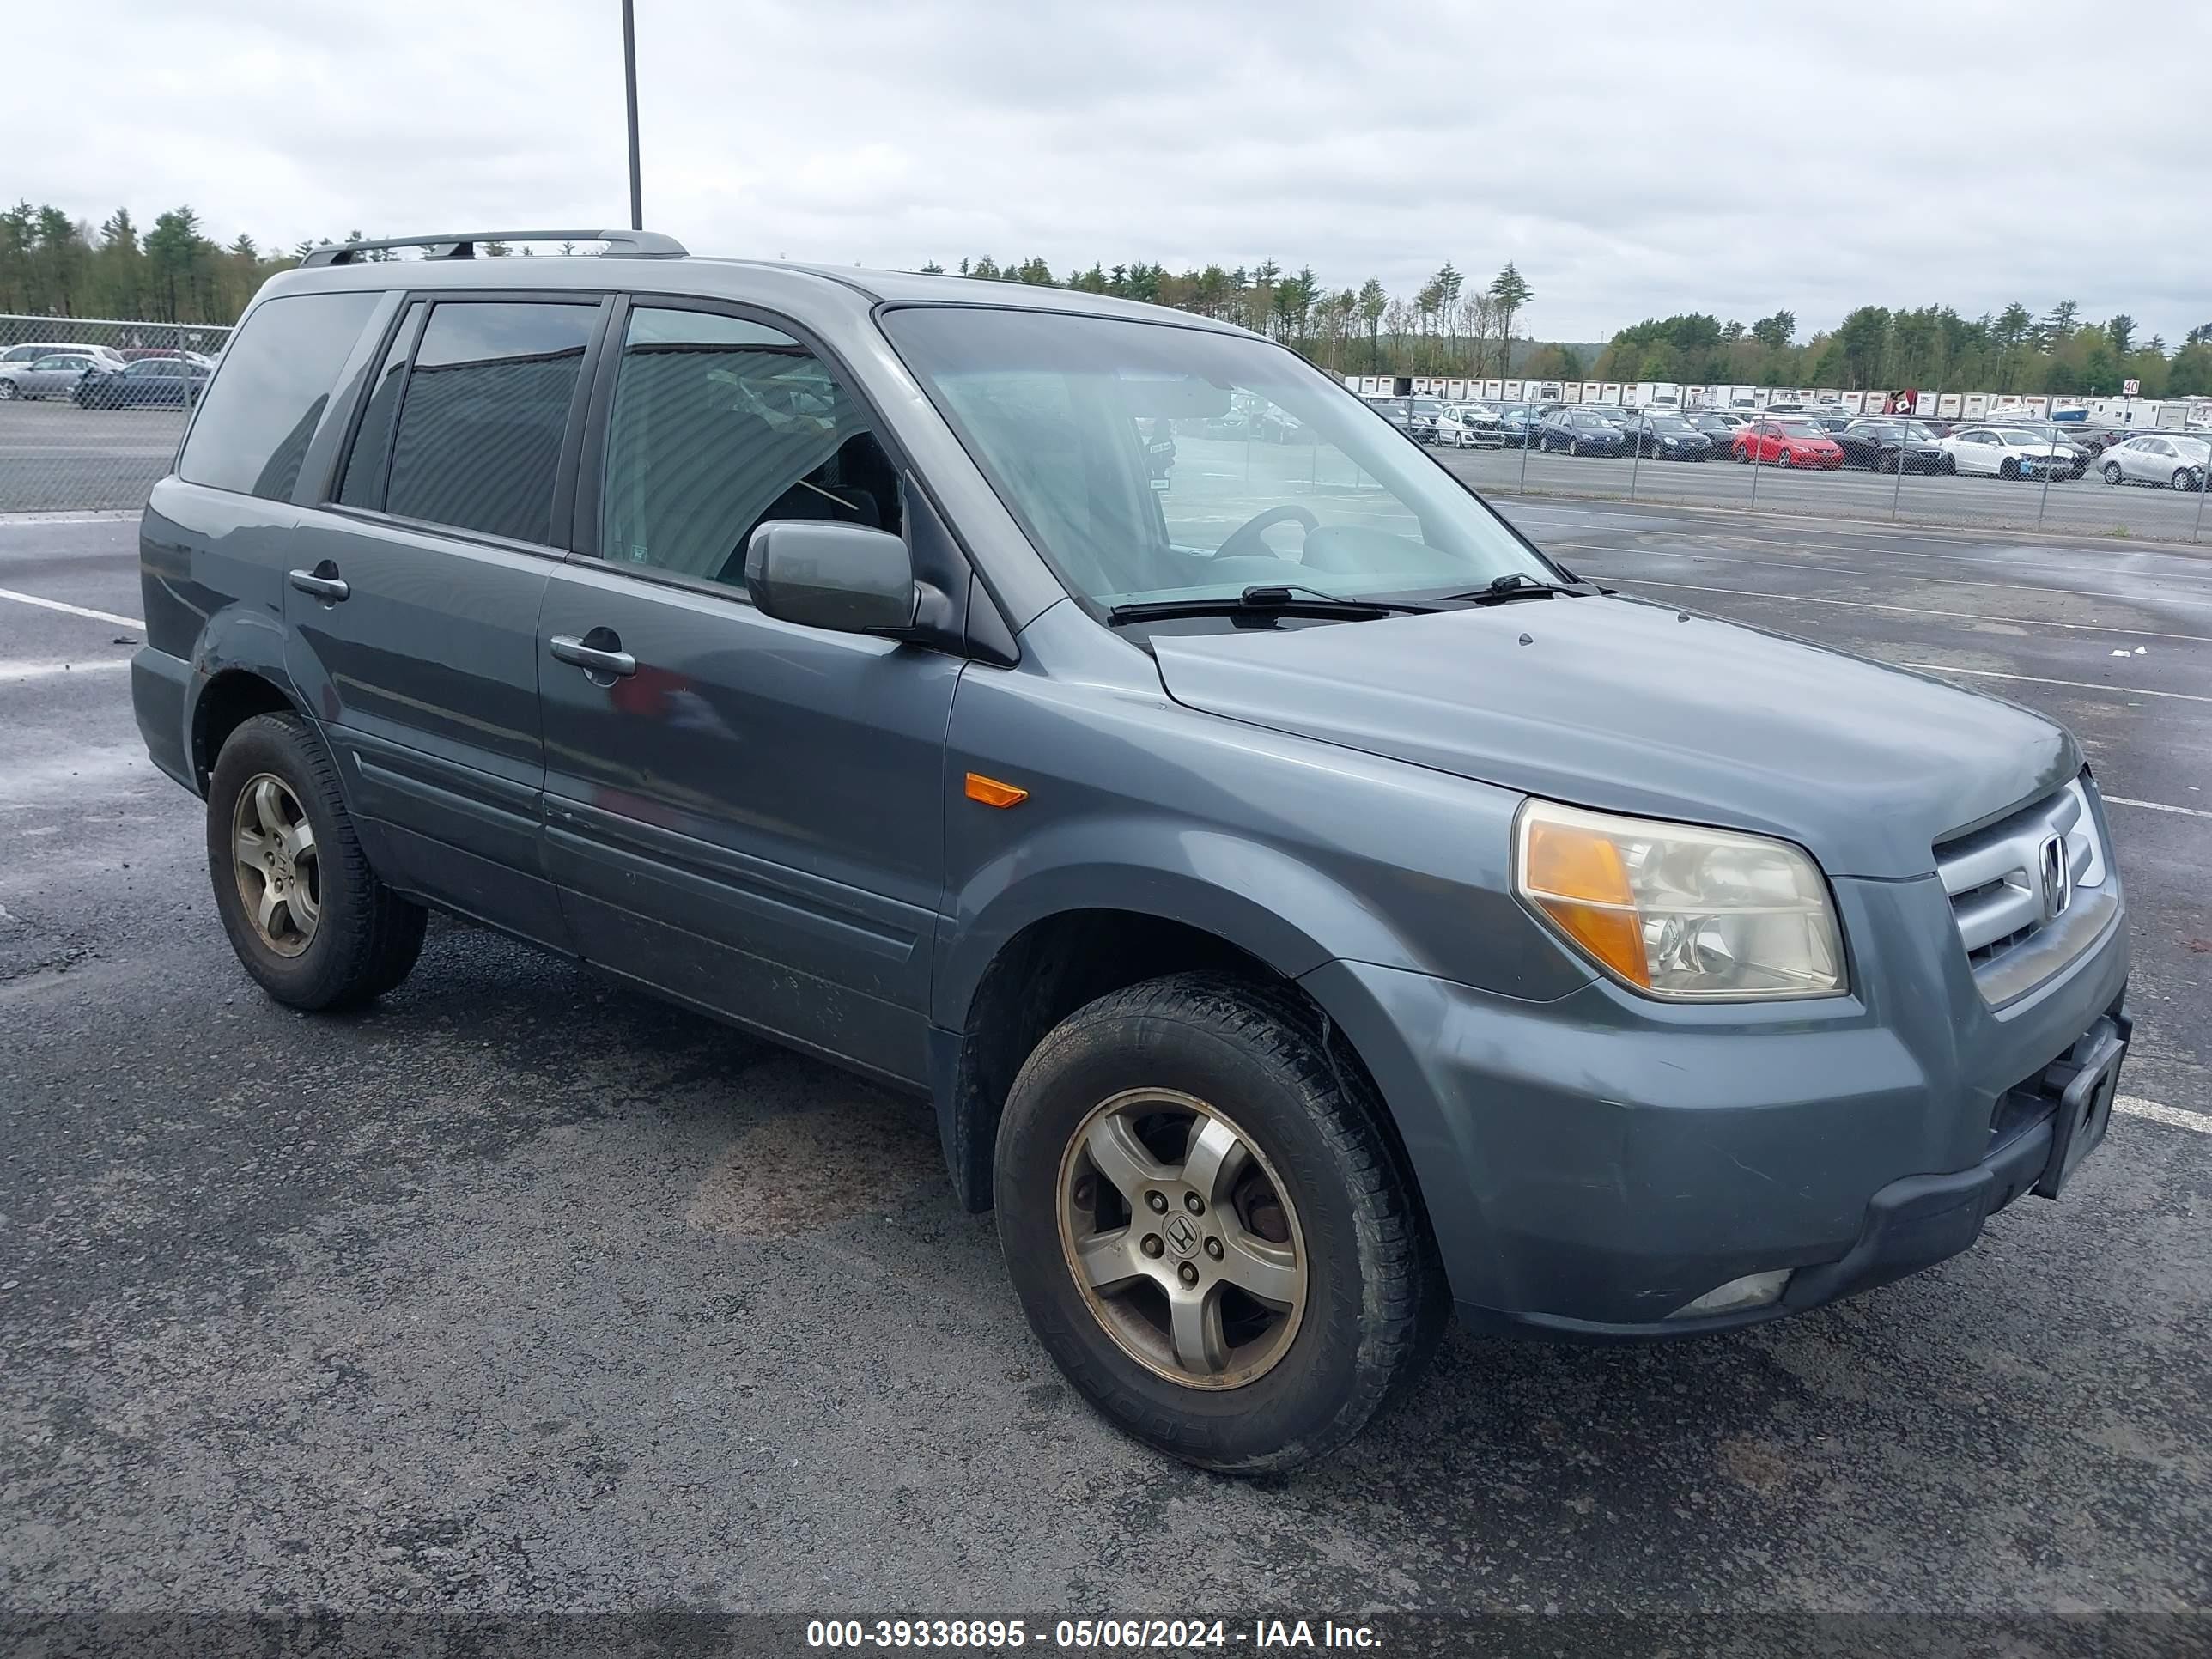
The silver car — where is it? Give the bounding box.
[2097,433,2209,490]
[0,352,105,402]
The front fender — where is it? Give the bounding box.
[935,816,1413,1032]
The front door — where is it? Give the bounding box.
[537,302,960,1086]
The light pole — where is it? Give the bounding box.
[623,0,643,230]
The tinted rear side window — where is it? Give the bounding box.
[336,301,426,508]
[178,291,380,500]
[383,301,595,545]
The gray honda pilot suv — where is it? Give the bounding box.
[132,230,2130,1473]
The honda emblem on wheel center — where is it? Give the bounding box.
[2038,833,2071,922]
[1164,1212,1200,1257]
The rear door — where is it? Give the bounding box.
[534,299,963,1085]
[281,293,610,945]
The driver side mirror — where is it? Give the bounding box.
[744,520,919,636]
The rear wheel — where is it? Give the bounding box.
[2103,461,2123,485]
[206,713,427,1011]
[995,973,1446,1474]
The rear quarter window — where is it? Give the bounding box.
[179,291,381,501]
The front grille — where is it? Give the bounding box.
[1934,776,2110,1000]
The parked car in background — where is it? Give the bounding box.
[2097,433,2209,490]
[1621,410,1714,460]
[72,357,210,409]
[1497,404,1542,447]
[1686,410,1749,453]
[1361,395,1419,439]
[1537,408,1630,455]
[0,341,127,371]
[1407,396,1444,442]
[1433,403,1506,448]
[1734,419,1845,469]
[0,353,106,401]
[1983,422,2092,478]
[1801,413,1854,435]
[1936,426,2075,480]
[1836,419,1948,474]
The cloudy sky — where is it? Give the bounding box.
[13,1,2212,343]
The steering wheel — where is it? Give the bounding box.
[1212,503,1320,564]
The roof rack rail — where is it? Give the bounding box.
[300,229,688,267]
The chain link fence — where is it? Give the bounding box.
[1355,375,2212,543]
[3,305,2208,542]
[0,313,230,513]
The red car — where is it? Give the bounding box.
[1734,419,1846,469]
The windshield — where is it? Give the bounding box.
[883,307,1557,610]
[1775,422,1822,438]
[1647,416,1693,433]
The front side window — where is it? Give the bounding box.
[382,301,596,545]
[179,291,380,501]
[599,307,897,590]
[882,306,1553,611]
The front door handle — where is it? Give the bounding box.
[287,566,349,603]
[549,633,637,679]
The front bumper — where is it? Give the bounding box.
[1303,865,2130,1335]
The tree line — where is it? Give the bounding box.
[921,255,1538,379]
[1594,302,2212,399]
[9,203,2207,400]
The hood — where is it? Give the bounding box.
[1151,595,2076,878]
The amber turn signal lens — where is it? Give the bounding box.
[964,773,1030,809]
[1521,816,1650,988]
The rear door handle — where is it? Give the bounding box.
[549,634,637,678]
[287,567,349,603]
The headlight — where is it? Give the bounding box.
[1514,799,1847,1000]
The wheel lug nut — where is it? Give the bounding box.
[1140,1235,1164,1258]
[1073,1178,1095,1206]
[1146,1191,1168,1213]
[1205,1237,1224,1260]
[1177,1262,1199,1286]
[1184,1193,1204,1215]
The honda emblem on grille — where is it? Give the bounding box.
[2038,833,2071,921]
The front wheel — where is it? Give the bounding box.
[1941,453,1957,475]
[1774,448,1792,469]
[2175,468,2200,493]
[995,974,1445,1474]
[0,381,16,401]
[1999,459,2019,479]
[206,712,428,1010]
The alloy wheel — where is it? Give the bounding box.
[231,773,321,957]
[1055,1089,1308,1390]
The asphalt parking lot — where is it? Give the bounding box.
[2,503,2208,1624]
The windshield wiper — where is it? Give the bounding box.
[1106,583,1437,626]
[1434,573,1601,605]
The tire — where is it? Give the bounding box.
[2104,462,2124,486]
[1999,459,2018,480]
[2174,468,2198,493]
[1941,453,1957,475]
[994,972,1447,1474]
[1774,448,1791,469]
[204,712,427,1011]
[0,380,15,401]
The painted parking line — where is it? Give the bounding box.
[1606,577,2212,645]
[0,586,143,630]
[2103,795,2212,821]
[1899,663,2212,706]
[2116,1097,2212,1135]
